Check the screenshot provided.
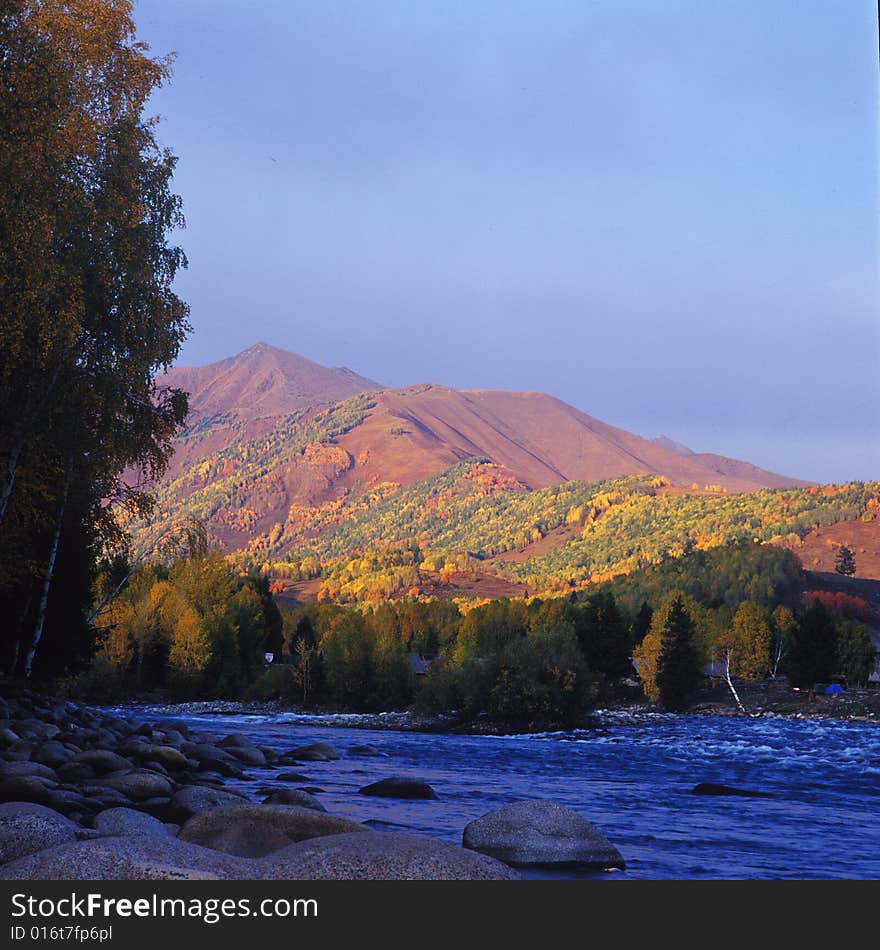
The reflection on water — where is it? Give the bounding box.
[103,706,880,880]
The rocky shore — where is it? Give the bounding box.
[0,686,624,880]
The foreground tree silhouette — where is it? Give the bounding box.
[0,1,189,677]
[834,546,856,577]
[655,596,702,710]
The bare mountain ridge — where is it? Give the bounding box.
[331,384,804,494]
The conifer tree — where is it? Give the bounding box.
[834,546,856,577]
[655,595,702,710]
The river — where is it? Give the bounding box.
[103,705,880,880]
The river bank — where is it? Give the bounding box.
[97,677,880,735]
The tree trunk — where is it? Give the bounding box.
[0,358,67,526]
[23,476,70,679]
[772,638,786,679]
[724,649,747,714]
[7,587,34,676]
[0,441,22,524]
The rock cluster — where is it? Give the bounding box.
[0,687,524,880]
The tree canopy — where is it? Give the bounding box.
[0,0,189,678]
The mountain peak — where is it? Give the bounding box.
[163,342,380,423]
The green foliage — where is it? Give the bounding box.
[240,462,872,603]
[487,627,598,730]
[87,546,273,699]
[655,596,702,711]
[244,665,300,701]
[720,601,775,681]
[835,621,875,687]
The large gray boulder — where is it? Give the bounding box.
[33,741,74,768]
[179,804,365,857]
[134,746,191,771]
[90,770,173,802]
[72,750,132,775]
[462,801,625,870]
[170,785,250,819]
[217,733,255,749]
[0,830,519,880]
[282,742,340,762]
[268,832,521,880]
[261,788,325,811]
[92,807,174,838]
[0,835,240,880]
[359,777,438,800]
[349,745,386,757]
[224,746,267,767]
[0,803,88,865]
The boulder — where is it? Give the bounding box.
[276,772,313,783]
[93,807,174,838]
[282,742,340,762]
[0,803,84,864]
[225,746,267,767]
[349,745,386,757]
[0,762,58,782]
[134,746,191,771]
[188,746,245,778]
[92,770,173,802]
[268,832,521,880]
[33,741,74,768]
[359,778,438,800]
[217,733,254,749]
[45,790,102,817]
[72,750,132,775]
[692,783,772,798]
[0,776,57,807]
[179,805,366,858]
[170,785,249,820]
[0,835,240,880]
[261,789,325,811]
[56,763,97,783]
[462,801,625,870]
[0,830,519,880]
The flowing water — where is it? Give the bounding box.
[105,706,880,880]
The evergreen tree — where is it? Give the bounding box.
[574,591,633,679]
[835,621,875,687]
[835,546,856,576]
[655,596,702,710]
[788,600,838,690]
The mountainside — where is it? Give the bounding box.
[128,343,852,601]
[331,383,804,494]
[156,343,380,477]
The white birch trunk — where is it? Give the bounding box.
[23,477,70,679]
[723,648,747,714]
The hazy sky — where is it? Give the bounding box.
[135,1,879,483]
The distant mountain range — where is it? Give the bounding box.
[127,342,876,602]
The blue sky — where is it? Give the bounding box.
[135,1,879,483]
